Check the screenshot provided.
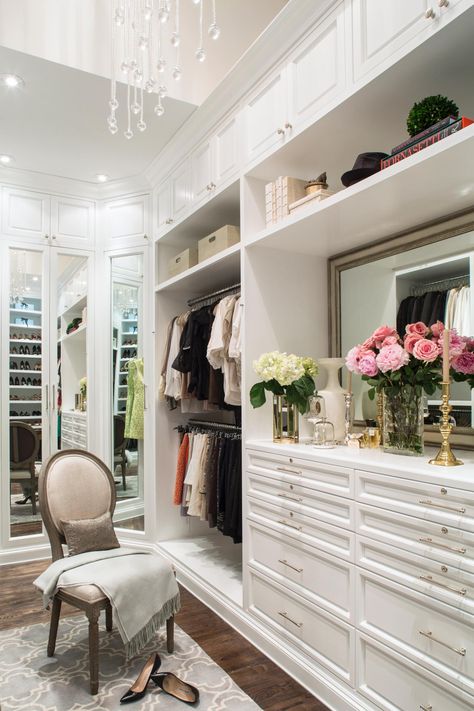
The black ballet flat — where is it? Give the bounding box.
[151,672,200,705]
[120,653,161,704]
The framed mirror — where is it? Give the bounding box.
[329,211,474,449]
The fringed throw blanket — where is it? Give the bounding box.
[34,548,180,658]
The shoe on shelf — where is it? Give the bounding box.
[151,673,199,705]
[19,345,24,354]
[11,346,18,354]
[120,653,161,704]
[21,377,26,386]
[14,377,20,386]
[24,345,30,355]
[24,362,31,370]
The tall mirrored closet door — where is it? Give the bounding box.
[4,246,91,539]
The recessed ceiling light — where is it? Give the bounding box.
[96,173,109,182]
[0,74,24,88]
[0,154,13,165]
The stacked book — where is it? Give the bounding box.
[265,176,306,226]
[381,115,473,170]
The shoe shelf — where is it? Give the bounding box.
[9,354,41,358]
[9,323,42,329]
[10,308,42,316]
[9,338,42,343]
[10,400,41,404]
[9,385,42,389]
[10,415,42,421]
[9,370,42,374]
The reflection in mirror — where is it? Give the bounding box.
[57,254,89,453]
[9,249,44,537]
[111,255,144,532]
[340,230,474,435]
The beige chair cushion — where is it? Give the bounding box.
[46,454,113,533]
[58,584,107,604]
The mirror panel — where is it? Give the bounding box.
[338,229,474,437]
[111,254,144,532]
[9,248,45,537]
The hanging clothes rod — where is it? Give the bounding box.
[411,274,469,296]
[187,282,241,309]
[186,419,241,432]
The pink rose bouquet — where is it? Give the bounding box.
[451,336,474,388]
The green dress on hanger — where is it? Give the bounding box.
[125,358,144,440]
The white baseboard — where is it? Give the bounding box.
[0,542,51,566]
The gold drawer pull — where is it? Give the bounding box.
[419,499,466,514]
[277,520,302,531]
[419,537,466,554]
[278,559,303,573]
[277,493,303,502]
[419,630,466,656]
[276,466,303,475]
[420,705,432,711]
[278,611,303,628]
[420,574,467,596]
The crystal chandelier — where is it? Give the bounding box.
[109,0,221,138]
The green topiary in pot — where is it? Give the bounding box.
[406,95,459,137]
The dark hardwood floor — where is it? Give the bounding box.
[0,560,327,710]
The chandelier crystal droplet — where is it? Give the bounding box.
[108,0,221,137]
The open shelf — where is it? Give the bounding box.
[156,243,241,295]
[60,293,87,319]
[9,338,42,343]
[246,126,474,257]
[9,385,42,389]
[59,323,87,343]
[10,370,42,374]
[10,415,41,420]
[158,535,243,607]
[157,180,241,248]
[10,308,42,316]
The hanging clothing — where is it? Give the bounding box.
[159,316,176,400]
[173,433,189,505]
[124,358,144,440]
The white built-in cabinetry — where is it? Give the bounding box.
[2,187,95,248]
[246,443,474,710]
[104,194,150,246]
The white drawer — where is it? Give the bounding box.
[357,569,474,694]
[248,496,354,562]
[247,449,354,498]
[248,519,354,622]
[357,503,474,574]
[357,535,474,614]
[356,470,474,532]
[249,569,354,685]
[248,469,354,531]
[357,632,473,711]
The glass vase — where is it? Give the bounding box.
[382,387,424,456]
[273,395,299,444]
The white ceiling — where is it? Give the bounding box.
[0,0,288,183]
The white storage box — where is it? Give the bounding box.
[198,225,240,263]
[168,247,198,278]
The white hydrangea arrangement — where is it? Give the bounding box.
[250,351,318,413]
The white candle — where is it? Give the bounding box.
[443,328,450,383]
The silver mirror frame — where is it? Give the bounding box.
[328,209,474,450]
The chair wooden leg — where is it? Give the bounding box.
[31,485,37,515]
[121,460,126,490]
[105,603,113,632]
[87,608,100,695]
[166,615,174,653]
[47,597,62,657]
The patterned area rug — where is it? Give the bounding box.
[0,616,261,710]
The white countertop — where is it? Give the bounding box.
[246,439,474,491]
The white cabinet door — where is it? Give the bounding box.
[244,69,287,165]
[171,161,191,222]
[51,196,95,249]
[288,3,346,131]
[2,187,50,242]
[156,180,172,232]
[352,0,431,82]
[192,140,213,206]
[214,114,240,187]
[105,194,150,246]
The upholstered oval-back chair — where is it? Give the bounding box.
[10,421,40,514]
[38,449,174,694]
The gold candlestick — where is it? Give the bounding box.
[429,381,463,467]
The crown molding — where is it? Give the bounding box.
[144,0,334,187]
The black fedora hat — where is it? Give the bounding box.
[341,152,389,187]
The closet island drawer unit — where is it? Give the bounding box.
[249,568,355,685]
[357,568,474,694]
[356,470,474,530]
[357,632,473,711]
[248,449,354,498]
[61,411,87,450]
[248,519,354,622]
[248,496,354,562]
[357,535,474,614]
[357,503,474,573]
[247,469,354,531]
